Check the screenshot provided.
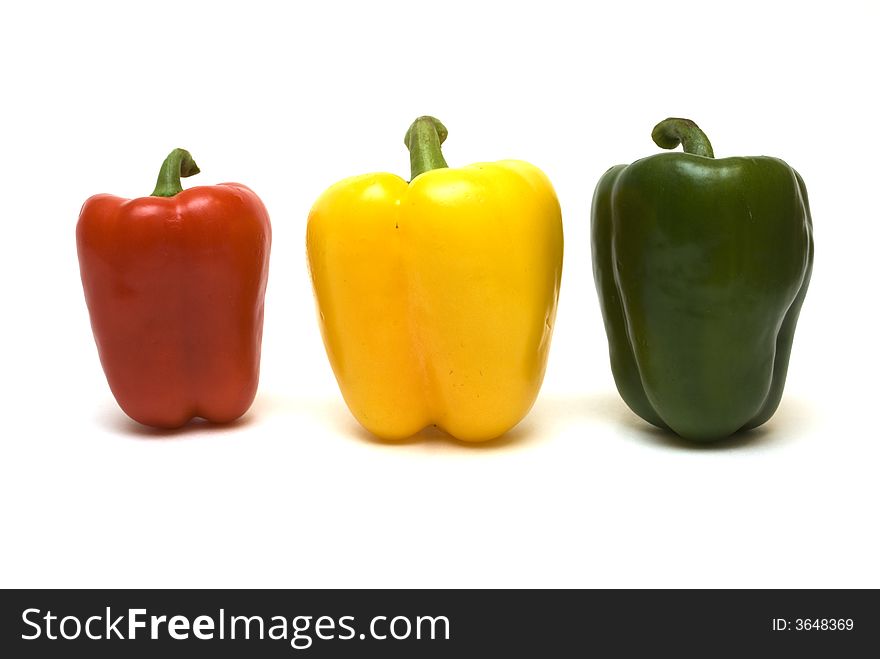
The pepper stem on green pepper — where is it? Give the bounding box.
[651,118,715,158]
[151,148,201,197]
[404,116,449,180]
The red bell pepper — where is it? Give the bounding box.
[76,149,272,428]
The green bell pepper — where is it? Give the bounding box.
[591,118,814,441]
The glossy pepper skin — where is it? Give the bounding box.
[77,149,271,428]
[307,116,563,442]
[592,119,813,441]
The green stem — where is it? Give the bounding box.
[651,118,715,158]
[404,116,449,180]
[151,148,200,197]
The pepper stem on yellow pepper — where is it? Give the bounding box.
[404,116,449,180]
[151,148,201,197]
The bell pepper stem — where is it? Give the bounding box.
[151,148,201,197]
[651,118,715,158]
[404,116,449,180]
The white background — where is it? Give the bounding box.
[1,0,878,588]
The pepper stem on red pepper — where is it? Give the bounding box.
[404,116,449,180]
[651,118,715,158]
[151,148,201,197]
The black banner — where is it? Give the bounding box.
[1,589,876,656]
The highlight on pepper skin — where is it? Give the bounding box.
[307,116,564,442]
[591,118,813,442]
[76,148,272,429]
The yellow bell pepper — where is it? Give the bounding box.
[306,116,563,441]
